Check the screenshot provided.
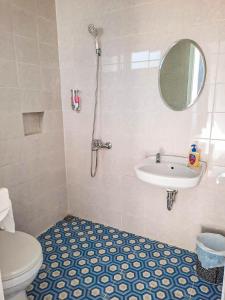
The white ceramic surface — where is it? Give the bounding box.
[0,195,9,223]
[0,231,43,300]
[135,155,207,189]
[0,188,11,300]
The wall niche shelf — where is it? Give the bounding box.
[22,112,44,136]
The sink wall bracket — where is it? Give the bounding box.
[166,189,178,211]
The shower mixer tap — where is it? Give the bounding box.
[102,141,112,149]
[92,139,112,151]
[156,153,161,163]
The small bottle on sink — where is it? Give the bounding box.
[188,144,200,168]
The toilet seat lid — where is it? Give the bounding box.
[0,231,42,281]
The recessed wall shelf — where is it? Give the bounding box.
[22,112,44,136]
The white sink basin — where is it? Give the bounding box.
[135,155,206,189]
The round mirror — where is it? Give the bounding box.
[159,39,206,111]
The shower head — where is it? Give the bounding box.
[88,24,98,38]
[88,24,101,56]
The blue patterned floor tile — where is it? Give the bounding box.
[27,217,222,300]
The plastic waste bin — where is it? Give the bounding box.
[196,233,225,284]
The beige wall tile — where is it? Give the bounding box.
[39,91,61,111]
[26,185,66,236]
[37,0,56,20]
[21,90,61,113]
[0,162,29,188]
[0,32,15,60]
[12,6,37,38]
[0,138,22,167]
[0,88,21,112]
[18,63,41,89]
[21,90,42,112]
[0,0,12,33]
[0,59,18,87]
[38,17,58,46]
[39,43,59,67]
[10,0,37,14]
[0,113,23,140]
[42,110,63,133]
[14,36,39,64]
[40,67,60,91]
[36,131,64,156]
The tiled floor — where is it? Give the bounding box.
[27,217,222,300]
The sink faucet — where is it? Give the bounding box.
[156,153,161,163]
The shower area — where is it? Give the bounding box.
[57,3,126,231]
[88,24,112,177]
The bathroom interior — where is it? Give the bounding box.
[1,0,225,299]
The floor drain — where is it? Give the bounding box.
[64,215,76,222]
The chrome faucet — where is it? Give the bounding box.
[156,152,161,163]
[101,141,112,149]
[92,139,112,151]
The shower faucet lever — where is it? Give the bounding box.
[96,48,101,56]
[156,152,161,163]
[92,139,112,151]
[102,141,112,149]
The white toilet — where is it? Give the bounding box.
[0,230,43,300]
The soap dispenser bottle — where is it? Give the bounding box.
[188,144,200,168]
